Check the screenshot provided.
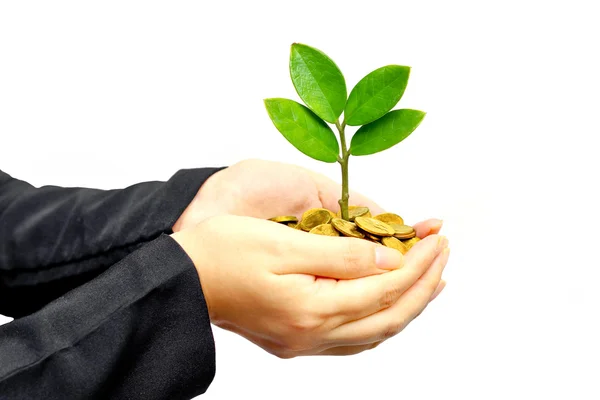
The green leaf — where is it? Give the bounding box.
[350,109,425,156]
[345,65,411,126]
[264,98,340,163]
[289,43,347,123]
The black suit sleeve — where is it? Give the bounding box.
[0,234,216,399]
[0,167,224,317]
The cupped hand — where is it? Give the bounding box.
[172,159,442,238]
[172,215,450,359]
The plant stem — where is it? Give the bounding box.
[336,120,350,221]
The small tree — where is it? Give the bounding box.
[265,43,425,220]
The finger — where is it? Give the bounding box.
[275,232,404,279]
[319,235,448,323]
[429,280,446,302]
[316,341,382,356]
[413,219,444,238]
[325,247,450,346]
[219,316,384,359]
[414,279,447,319]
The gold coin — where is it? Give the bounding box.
[354,217,395,237]
[309,224,340,236]
[337,205,372,221]
[299,208,332,231]
[269,215,298,223]
[365,233,381,242]
[403,237,420,250]
[394,231,416,240]
[381,237,409,254]
[349,206,371,221]
[287,222,299,229]
[331,218,365,238]
[373,213,404,225]
[328,209,337,219]
[389,223,416,239]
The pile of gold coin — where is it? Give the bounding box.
[269,206,420,254]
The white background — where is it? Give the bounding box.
[1,1,599,399]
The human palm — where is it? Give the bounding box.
[172,158,447,357]
[174,159,442,238]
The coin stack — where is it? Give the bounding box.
[269,206,420,254]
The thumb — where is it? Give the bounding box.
[279,233,404,279]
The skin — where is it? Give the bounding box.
[171,159,449,358]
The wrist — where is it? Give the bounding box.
[172,168,226,233]
[170,229,217,321]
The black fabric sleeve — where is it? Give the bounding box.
[0,234,216,399]
[0,167,225,318]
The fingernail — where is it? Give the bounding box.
[375,246,404,270]
[441,247,451,269]
[437,235,449,251]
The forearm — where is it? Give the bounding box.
[0,167,225,317]
[0,234,215,399]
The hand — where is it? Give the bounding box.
[172,159,442,237]
[172,215,450,358]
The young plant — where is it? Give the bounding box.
[264,43,425,221]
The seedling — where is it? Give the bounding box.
[264,43,425,221]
